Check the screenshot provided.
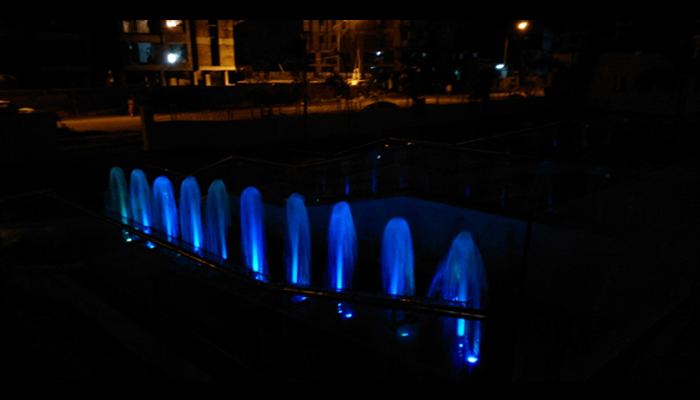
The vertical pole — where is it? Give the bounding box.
[337,22,341,74]
[302,32,309,142]
[139,91,153,152]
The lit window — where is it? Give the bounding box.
[166,20,184,32]
[136,20,150,33]
[122,20,150,34]
[136,43,153,64]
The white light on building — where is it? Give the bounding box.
[167,53,180,64]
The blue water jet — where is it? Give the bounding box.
[129,169,152,235]
[381,217,416,337]
[106,167,131,241]
[179,176,204,254]
[107,167,130,223]
[381,217,415,297]
[241,187,268,281]
[428,231,488,368]
[286,193,311,287]
[152,176,179,244]
[327,202,357,319]
[204,180,231,261]
[328,202,357,292]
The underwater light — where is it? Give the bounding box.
[337,303,354,319]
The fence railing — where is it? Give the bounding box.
[186,130,654,218]
[157,94,477,123]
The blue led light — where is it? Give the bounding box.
[337,303,353,319]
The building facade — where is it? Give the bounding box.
[302,20,479,92]
[118,20,242,87]
[303,20,407,78]
[192,20,241,86]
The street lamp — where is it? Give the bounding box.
[503,21,529,68]
[334,20,352,74]
[334,20,364,79]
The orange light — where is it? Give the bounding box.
[518,21,529,30]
